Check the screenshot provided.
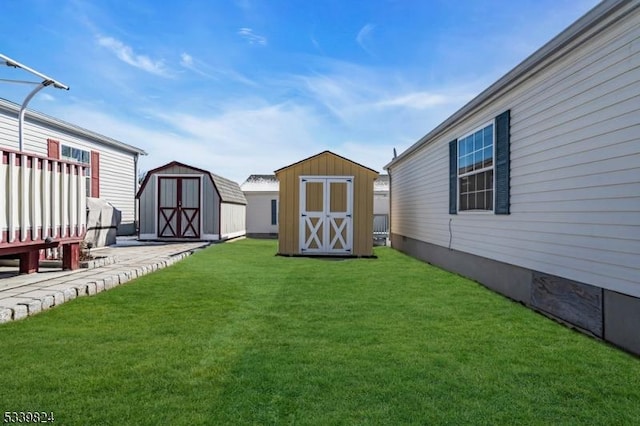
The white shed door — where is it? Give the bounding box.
[299,177,353,254]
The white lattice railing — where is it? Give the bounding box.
[0,147,87,249]
[373,214,389,237]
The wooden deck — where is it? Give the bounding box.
[1,147,86,273]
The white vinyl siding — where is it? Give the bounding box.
[373,192,389,216]
[390,5,640,297]
[244,192,279,234]
[220,203,246,238]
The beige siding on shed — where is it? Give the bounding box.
[276,151,378,256]
[389,4,640,297]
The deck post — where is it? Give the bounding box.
[62,242,80,270]
[19,250,40,274]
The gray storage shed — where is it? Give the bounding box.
[136,161,246,241]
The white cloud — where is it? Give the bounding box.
[376,92,455,109]
[179,52,213,78]
[49,100,325,183]
[179,52,193,67]
[97,36,170,77]
[178,51,257,86]
[38,93,56,102]
[237,28,267,46]
[356,23,376,56]
[310,35,322,53]
[43,54,484,184]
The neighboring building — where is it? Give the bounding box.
[0,98,146,235]
[385,0,640,354]
[136,161,246,241]
[275,150,378,257]
[373,174,390,238]
[241,173,390,239]
[241,175,279,238]
[373,174,389,215]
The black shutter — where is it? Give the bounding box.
[271,199,277,225]
[495,110,511,214]
[449,140,458,214]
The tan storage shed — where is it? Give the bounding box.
[275,151,378,257]
[136,161,246,241]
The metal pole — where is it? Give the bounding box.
[1,53,69,152]
[0,54,69,90]
[18,81,51,151]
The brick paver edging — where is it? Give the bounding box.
[0,250,194,324]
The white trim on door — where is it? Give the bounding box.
[299,176,353,254]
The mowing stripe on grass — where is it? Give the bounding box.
[1,239,638,425]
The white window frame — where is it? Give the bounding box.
[457,121,495,213]
[61,144,92,197]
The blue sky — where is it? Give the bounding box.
[0,0,599,183]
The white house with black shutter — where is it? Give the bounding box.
[385,0,640,355]
[241,174,280,238]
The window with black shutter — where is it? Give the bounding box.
[449,110,510,214]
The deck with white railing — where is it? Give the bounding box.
[373,214,389,239]
[1,147,87,273]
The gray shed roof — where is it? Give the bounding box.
[210,172,247,204]
[136,161,246,205]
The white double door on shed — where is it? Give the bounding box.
[299,176,353,254]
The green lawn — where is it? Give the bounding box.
[1,239,638,425]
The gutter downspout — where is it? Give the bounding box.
[134,153,139,236]
[387,170,392,247]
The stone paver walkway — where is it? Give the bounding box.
[0,240,210,323]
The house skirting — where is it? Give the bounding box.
[117,222,136,236]
[390,233,640,357]
[246,232,278,239]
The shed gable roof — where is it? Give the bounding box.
[136,161,246,204]
[274,150,378,175]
